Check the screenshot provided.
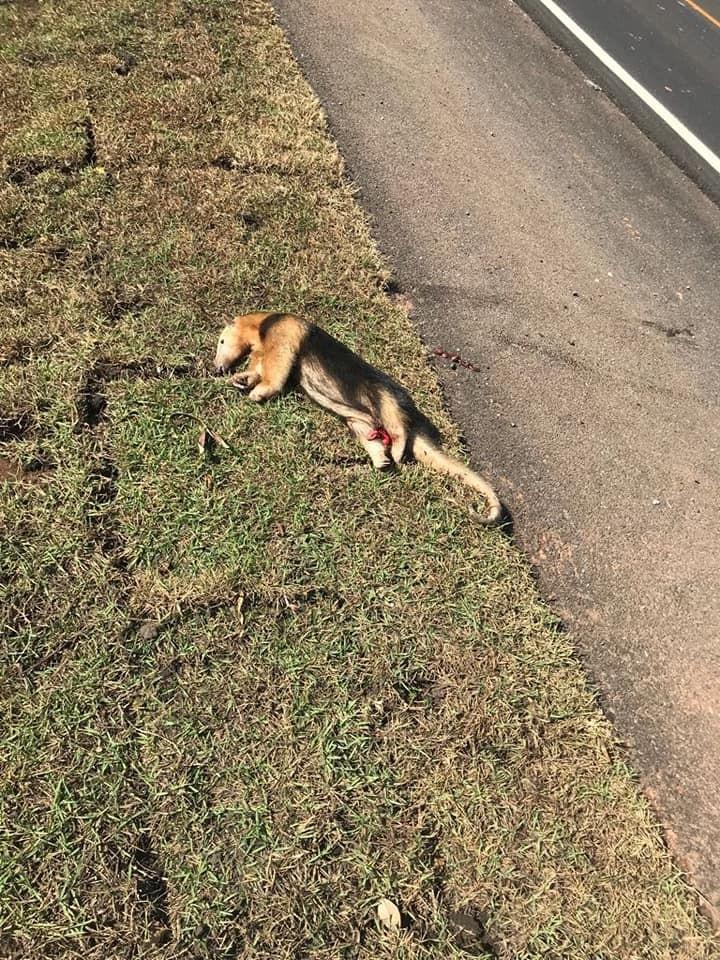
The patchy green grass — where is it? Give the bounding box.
[0,1,717,957]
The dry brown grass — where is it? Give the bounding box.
[0,1,718,957]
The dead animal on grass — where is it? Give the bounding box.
[214,312,502,524]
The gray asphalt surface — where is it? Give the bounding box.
[516,0,720,198]
[273,0,720,917]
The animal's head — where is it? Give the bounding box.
[214,316,252,374]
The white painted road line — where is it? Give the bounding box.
[527,0,720,177]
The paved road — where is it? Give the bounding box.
[516,0,720,198]
[274,0,720,918]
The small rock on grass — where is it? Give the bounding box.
[376,897,401,931]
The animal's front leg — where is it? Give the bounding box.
[246,341,296,402]
[229,349,263,392]
[231,369,261,392]
[247,382,280,403]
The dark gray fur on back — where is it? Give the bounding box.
[301,324,440,441]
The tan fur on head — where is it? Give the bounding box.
[214,313,266,373]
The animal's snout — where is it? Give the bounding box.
[215,363,227,376]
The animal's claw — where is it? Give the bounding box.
[230,372,257,392]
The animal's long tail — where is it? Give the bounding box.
[412,434,502,525]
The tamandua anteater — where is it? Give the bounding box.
[214,312,502,524]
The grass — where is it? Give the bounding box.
[0,0,718,957]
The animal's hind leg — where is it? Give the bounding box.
[379,396,408,464]
[390,428,408,465]
[348,419,392,470]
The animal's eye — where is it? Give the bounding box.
[220,338,225,345]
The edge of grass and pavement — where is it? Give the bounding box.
[0,0,717,956]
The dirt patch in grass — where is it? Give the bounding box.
[0,408,33,442]
[0,1,718,958]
